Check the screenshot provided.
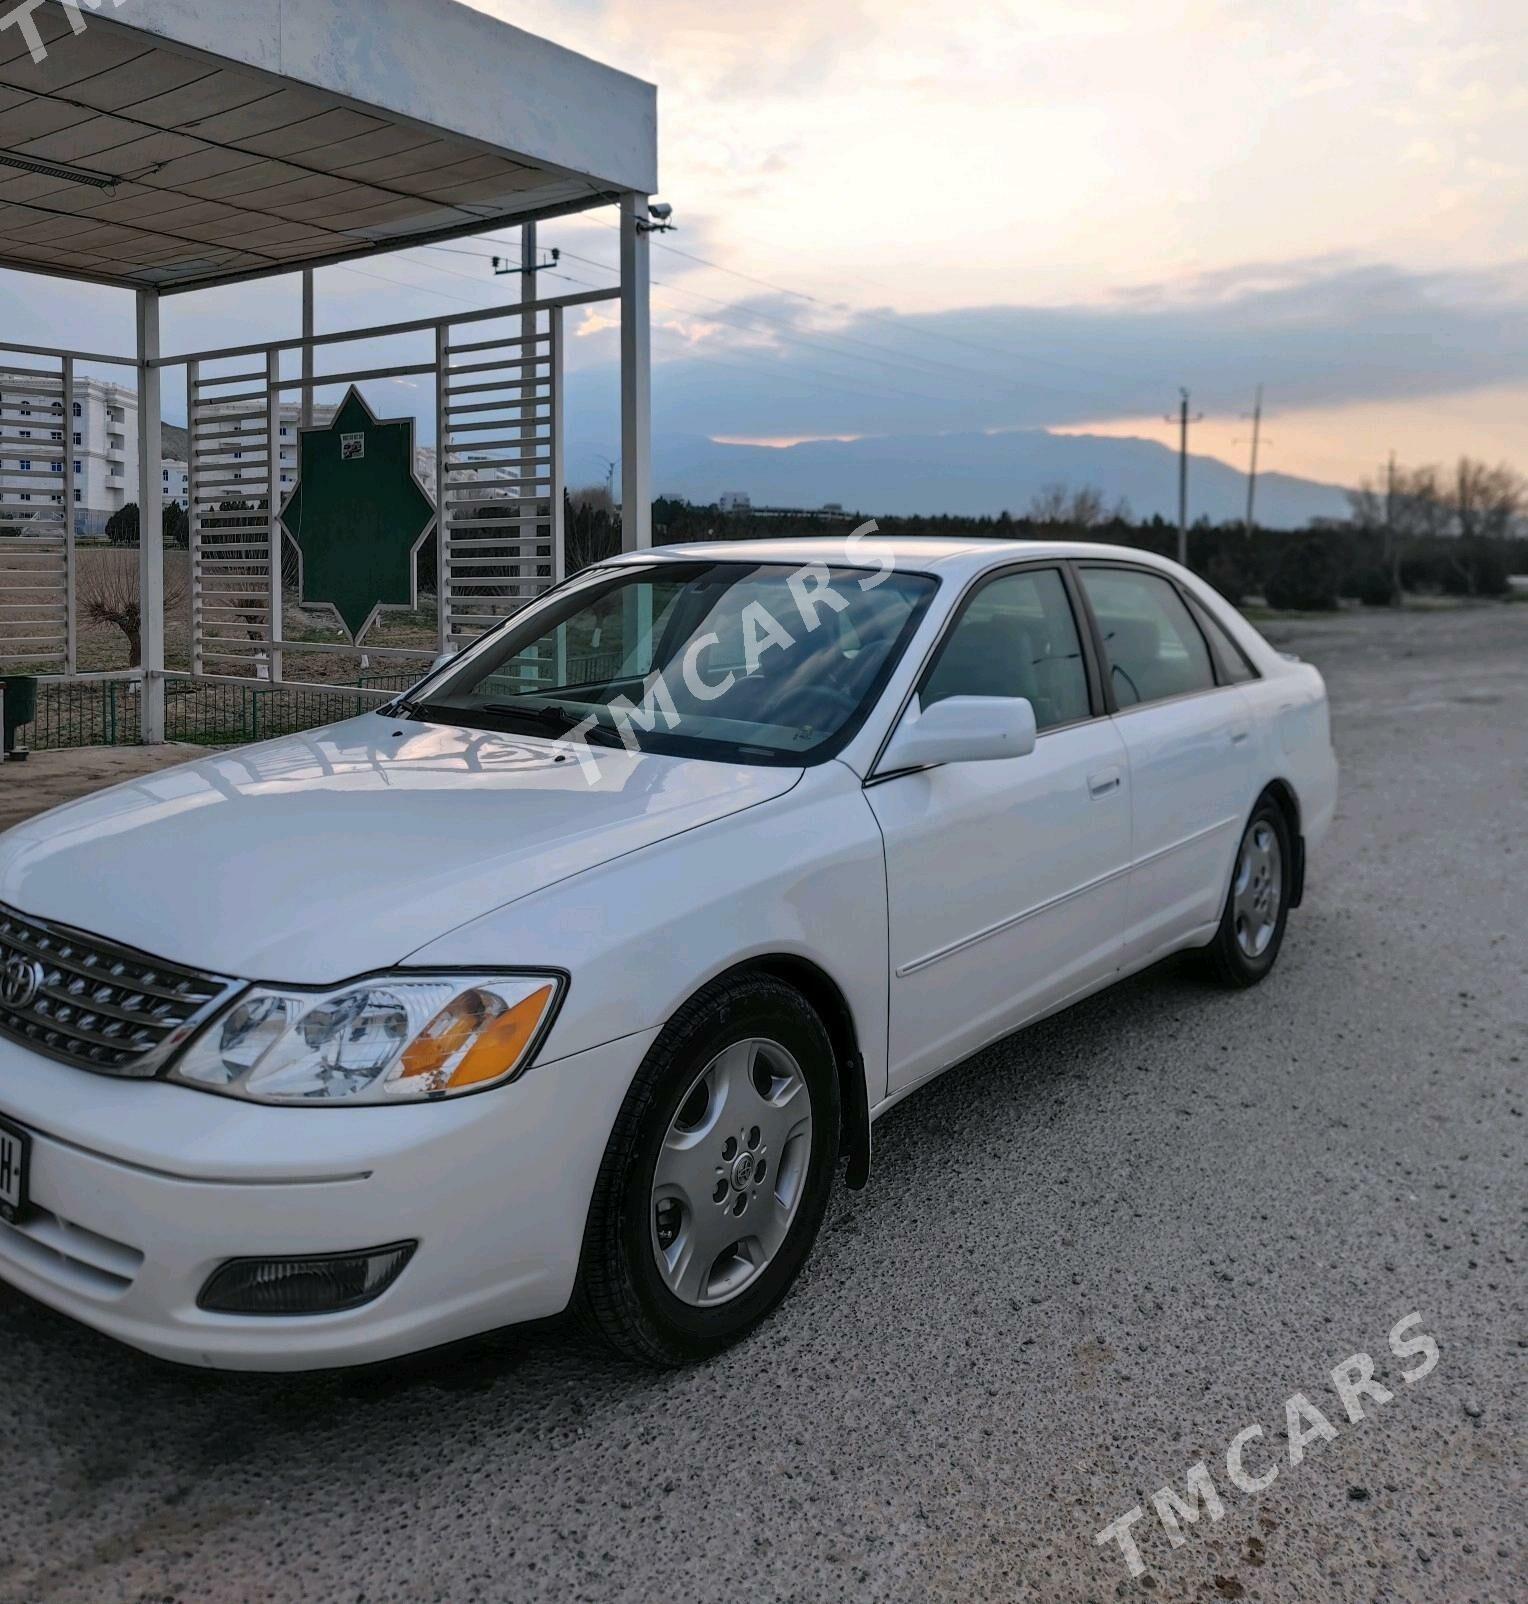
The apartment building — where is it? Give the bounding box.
[0,372,138,536]
[162,460,190,509]
[2,379,515,536]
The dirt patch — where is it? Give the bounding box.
[0,744,206,834]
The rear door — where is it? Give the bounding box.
[1075,564,1257,964]
[868,564,1132,1093]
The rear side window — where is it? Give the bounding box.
[921,566,1091,731]
[1080,567,1215,709]
[1187,594,1259,684]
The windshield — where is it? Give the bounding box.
[401,560,938,765]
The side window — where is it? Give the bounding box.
[1186,594,1258,685]
[1080,567,1216,709]
[921,567,1091,732]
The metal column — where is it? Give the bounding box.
[301,270,315,430]
[550,304,566,586]
[434,322,450,655]
[136,290,165,744]
[619,193,652,551]
[265,346,283,684]
[61,355,76,673]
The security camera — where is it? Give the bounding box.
[649,202,673,221]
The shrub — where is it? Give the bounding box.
[1439,538,1511,597]
[1264,538,1341,611]
[105,503,139,546]
[1202,551,1249,607]
[1350,566,1397,606]
[163,501,190,550]
[103,502,188,548]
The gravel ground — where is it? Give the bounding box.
[0,604,1522,1604]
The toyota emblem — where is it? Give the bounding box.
[0,954,42,1011]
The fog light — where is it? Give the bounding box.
[198,1242,415,1316]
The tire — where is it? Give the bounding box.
[578,974,841,1366]
[1201,797,1294,988]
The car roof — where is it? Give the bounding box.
[610,534,1182,580]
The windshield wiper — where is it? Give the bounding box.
[480,701,582,731]
[400,698,630,750]
[392,698,568,734]
[477,703,625,747]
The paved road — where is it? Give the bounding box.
[0,605,1523,1604]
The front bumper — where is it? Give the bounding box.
[0,1028,655,1370]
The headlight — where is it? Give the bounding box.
[170,973,563,1104]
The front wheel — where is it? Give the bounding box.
[1201,799,1293,987]
[579,975,841,1365]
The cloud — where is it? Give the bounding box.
[588,255,1528,448]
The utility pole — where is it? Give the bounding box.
[1384,449,1400,603]
[1243,383,1263,538]
[1165,389,1202,567]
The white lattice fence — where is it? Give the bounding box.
[437,305,564,653]
[187,353,280,680]
[0,358,73,672]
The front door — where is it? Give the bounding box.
[868,565,1132,1094]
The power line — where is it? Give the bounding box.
[550,175,1128,389]
[381,248,948,417]
[423,239,1095,407]
[416,243,972,407]
[334,258,492,308]
[580,215,1129,389]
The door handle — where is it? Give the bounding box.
[1229,727,1251,745]
[1088,767,1122,798]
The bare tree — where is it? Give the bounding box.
[1027,483,1124,528]
[568,483,616,517]
[564,487,620,575]
[1027,483,1071,524]
[78,549,187,665]
[1451,457,1524,539]
[1351,455,1524,599]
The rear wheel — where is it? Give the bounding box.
[579,975,840,1365]
[1201,799,1293,987]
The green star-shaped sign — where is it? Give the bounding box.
[279,387,436,641]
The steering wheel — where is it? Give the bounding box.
[788,684,858,732]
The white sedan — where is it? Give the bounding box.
[0,537,1336,1369]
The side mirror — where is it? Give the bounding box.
[878,695,1037,774]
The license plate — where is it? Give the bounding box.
[0,1118,28,1224]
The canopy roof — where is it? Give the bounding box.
[0,0,656,293]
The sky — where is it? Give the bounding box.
[4,0,1526,497]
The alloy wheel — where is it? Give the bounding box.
[1232,820,1282,959]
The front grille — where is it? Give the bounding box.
[0,903,241,1076]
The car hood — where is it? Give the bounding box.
[0,715,801,982]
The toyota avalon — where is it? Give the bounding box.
[0,537,1336,1368]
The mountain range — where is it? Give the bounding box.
[159,418,1350,528]
[652,428,1351,527]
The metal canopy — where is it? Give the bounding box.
[0,0,657,293]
